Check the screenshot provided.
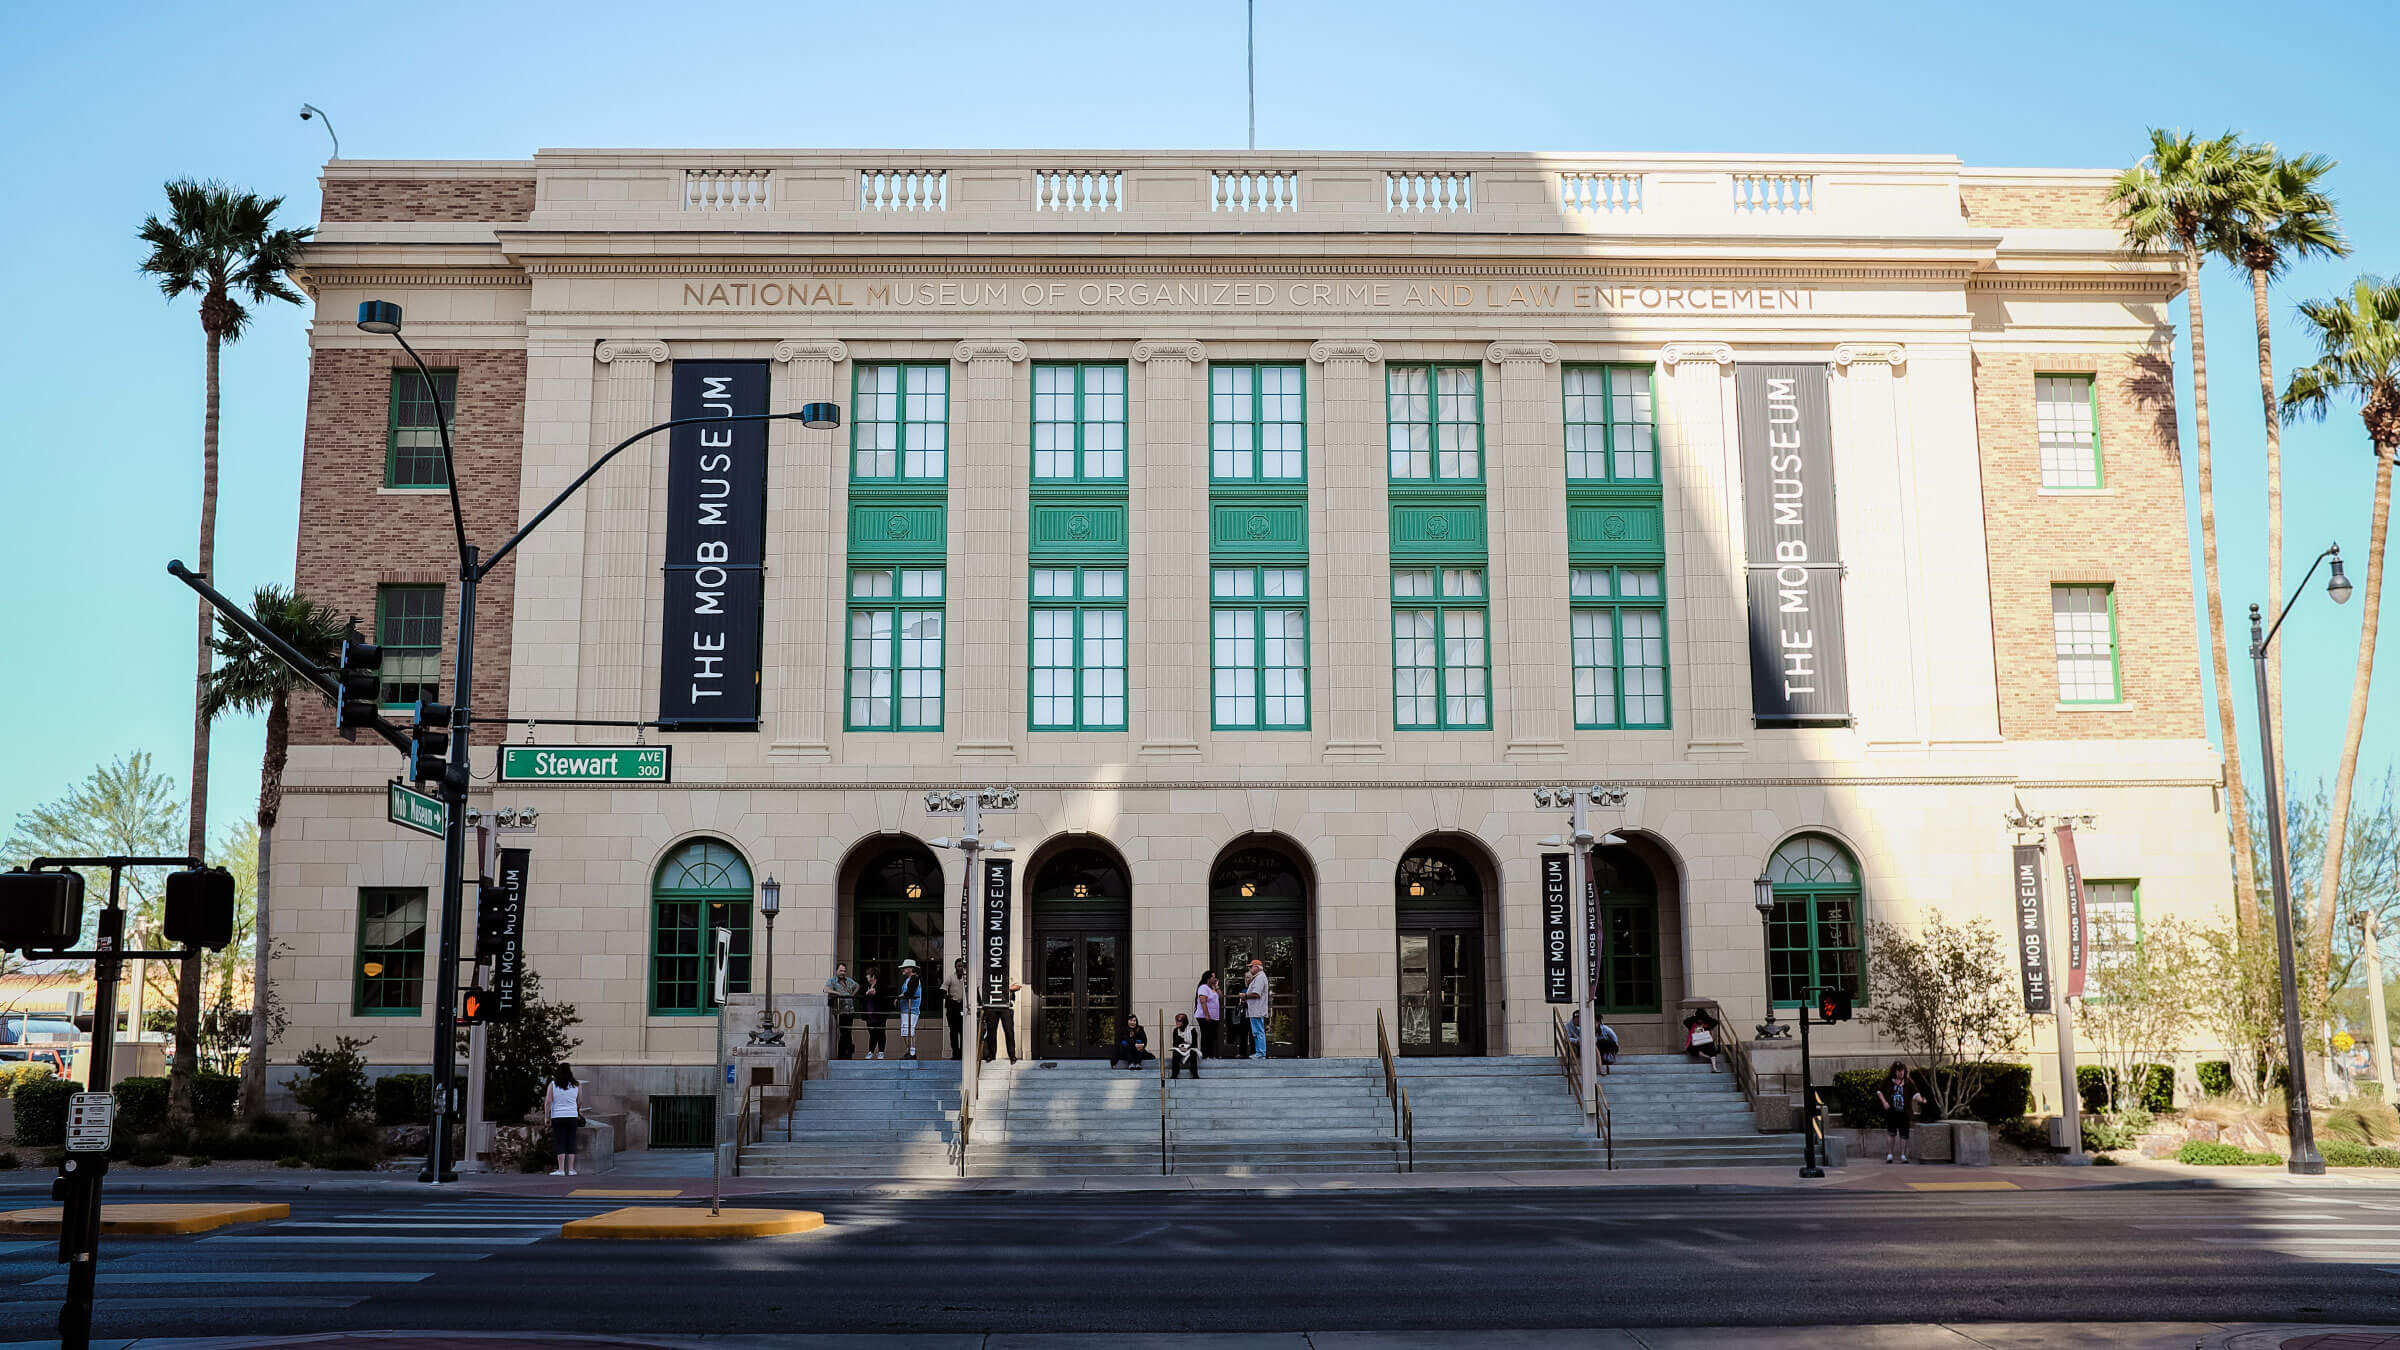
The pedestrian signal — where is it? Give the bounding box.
[1815,988,1854,1023]
[461,987,490,1024]
[163,866,238,950]
[0,869,84,952]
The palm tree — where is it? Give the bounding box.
[199,585,345,1119]
[137,180,313,1124]
[2281,276,2400,1008]
[2214,147,2348,813]
[2109,130,2262,937]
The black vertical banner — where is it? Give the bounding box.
[1541,854,1572,1003]
[1586,864,1602,996]
[660,360,769,727]
[1737,363,1851,724]
[2013,844,2052,1015]
[980,858,1014,1010]
[492,847,529,1021]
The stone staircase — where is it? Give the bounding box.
[1400,1053,1804,1170]
[736,1058,959,1178]
[971,1057,1397,1176]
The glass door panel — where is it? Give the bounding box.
[1398,933,1433,1049]
[1600,900,1660,1014]
[1081,934,1120,1050]
[1436,931,1479,1049]
[1040,936,1076,1053]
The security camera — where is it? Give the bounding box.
[299,107,314,120]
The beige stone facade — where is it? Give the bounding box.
[275,151,2231,1138]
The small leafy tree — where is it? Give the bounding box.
[285,1036,374,1126]
[2078,916,2206,1108]
[1864,914,2027,1120]
[460,971,582,1123]
[2198,917,2329,1101]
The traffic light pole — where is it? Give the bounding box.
[424,547,476,1184]
[1796,993,1823,1179]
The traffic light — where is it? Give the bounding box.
[1815,987,1854,1023]
[407,702,452,785]
[336,622,382,734]
[0,868,84,952]
[474,883,508,960]
[163,866,238,950]
[460,986,490,1024]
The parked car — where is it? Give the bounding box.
[0,1046,69,1075]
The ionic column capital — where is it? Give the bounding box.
[1308,339,1383,366]
[596,339,669,366]
[1483,340,1558,366]
[953,338,1028,365]
[773,339,848,365]
[1131,339,1205,364]
[1834,343,1907,370]
[1658,342,1734,370]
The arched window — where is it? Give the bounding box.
[851,842,943,990]
[651,838,754,1015]
[1394,847,1480,914]
[1766,835,1862,1008]
[1031,847,1130,904]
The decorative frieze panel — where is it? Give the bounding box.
[1209,502,1308,560]
[846,500,947,564]
[1029,501,1129,562]
[1566,501,1666,565]
[1388,503,1488,561]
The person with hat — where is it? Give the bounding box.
[1243,958,1270,1060]
[896,958,925,1060]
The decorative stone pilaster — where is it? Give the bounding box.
[1131,340,1207,761]
[767,340,847,760]
[1484,341,1569,761]
[949,339,1029,762]
[1832,343,1923,742]
[1653,342,1747,754]
[578,339,668,720]
[1309,340,1388,763]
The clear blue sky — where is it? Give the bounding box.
[3,1,2396,849]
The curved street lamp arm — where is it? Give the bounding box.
[389,332,472,572]
[2258,544,2340,655]
[474,411,811,582]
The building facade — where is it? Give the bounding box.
[277,150,2227,1141]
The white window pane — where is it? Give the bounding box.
[2037,376,2100,489]
[1394,570,1434,598]
[850,568,893,598]
[1212,568,1253,599]
[1570,569,1610,598]
[1087,569,1126,598]
[1389,423,1430,479]
[1264,568,1303,598]
[1443,568,1485,598]
[1619,569,1661,598]
[900,569,943,599]
[1033,569,1075,598]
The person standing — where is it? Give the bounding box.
[944,958,968,1060]
[896,959,924,1060]
[860,967,888,1060]
[544,1064,582,1178]
[981,980,1022,1063]
[822,962,859,1060]
[1192,970,1222,1060]
[1877,1061,1927,1163]
[1243,959,1270,1060]
[1168,1012,1202,1080]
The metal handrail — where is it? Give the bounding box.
[1158,1007,1171,1176]
[1553,1009,1614,1170]
[1375,1009,1411,1172]
[1692,998,1759,1112]
[731,1094,753,1176]
[950,1091,973,1178]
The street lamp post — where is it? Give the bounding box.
[2251,542,2353,1176]
[926,788,1018,1124]
[1752,874,1782,1035]
[1535,785,1627,1120]
[752,875,783,1046]
[351,300,839,1183]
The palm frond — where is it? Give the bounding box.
[2108,128,2249,256]
[135,177,310,339]
[2280,276,2400,436]
[200,585,346,724]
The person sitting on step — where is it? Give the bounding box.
[1110,1012,1152,1070]
[1167,1012,1202,1079]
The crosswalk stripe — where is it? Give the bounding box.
[2147,1223,2400,1232]
[201,1234,545,1245]
[0,1294,365,1309]
[2200,1236,2400,1246]
[271,1222,559,1230]
[25,1270,433,1286]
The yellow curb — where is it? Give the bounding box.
[1906,1181,2020,1192]
[560,1206,824,1240]
[569,1188,682,1198]
[0,1203,290,1235]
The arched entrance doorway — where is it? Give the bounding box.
[1395,843,1492,1057]
[838,839,945,1058]
[1586,834,1686,1053]
[1209,841,1312,1058]
[1028,842,1131,1060]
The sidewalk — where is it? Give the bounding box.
[9,1322,2398,1349]
[8,1158,2393,1201]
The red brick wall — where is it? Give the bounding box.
[320,177,535,223]
[1960,184,2120,231]
[1973,350,2201,740]
[292,348,525,745]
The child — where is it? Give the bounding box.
[1878,1061,1927,1163]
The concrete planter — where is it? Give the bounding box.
[1830,1119,1987,1165]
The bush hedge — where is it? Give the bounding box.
[2178,1140,2279,1166]
[114,1077,171,1137]
[375,1074,433,1126]
[193,1071,239,1123]
[1829,1063,2032,1126]
[2321,1140,2400,1168]
[0,1063,55,1095]
[2077,1064,2175,1114]
[2196,1061,2233,1097]
[10,1074,75,1146]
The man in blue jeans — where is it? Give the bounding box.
[1243,959,1270,1059]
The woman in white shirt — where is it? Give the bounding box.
[545,1065,582,1177]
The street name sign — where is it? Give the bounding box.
[388,781,447,839]
[66,1092,114,1152]
[499,745,671,784]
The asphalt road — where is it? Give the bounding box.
[5,1182,2400,1340]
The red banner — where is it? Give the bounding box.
[2056,823,2089,999]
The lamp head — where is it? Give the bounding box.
[494,807,517,827]
[986,840,1015,853]
[1536,836,1565,848]
[760,874,780,917]
[2329,546,2354,604]
[356,300,403,335]
[927,837,953,850]
[798,401,842,430]
[1595,831,1626,848]
[518,807,537,826]
[1753,874,1776,918]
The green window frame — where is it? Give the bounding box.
[1391,567,1489,730]
[845,567,945,731]
[1211,566,1309,730]
[1561,364,1658,482]
[2035,374,2104,490]
[649,840,754,1016]
[1030,565,1128,730]
[2084,879,2142,977]
[1209,363,1307,483]
[2052,584,2122,704]
[374,585,443,708]
[1767,835,1864,1008]
[385,369,456,489]
[851,363,950,482]
[352,886,428,1016]
[1570,566,1669,728]
[1032,363,1128,483]
[1386,363,1483,482]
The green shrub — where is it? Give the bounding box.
[246,1112,291,1137]
[375,1074,433,1126]
[2359,1082,2385,1103]
[186,1155,212,1168]
[1997,1116,2053,1151]
[2077,1065,2111,1113]
[276,1153,307,1168]
[0,1151,20,1169]
[2196,1061,2234,1097]
[114,1077,170,1137]
[2177,1140,2279,1166]
[2082,1107,2153,1153]
[0,1063,55,1095]
[2079,1064,2174,1114]
[192,1071,239,1123]
[1830,1063,2032,1126]
[1829,1069,1890,1125]
[285,1037,374,1126]
[2321,1140,2400,1168]
[2132,1064,2175,1114]
[11,1074,75,1147]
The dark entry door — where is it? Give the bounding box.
[1035,928,1124,1059]
[1397,927,1483,1056]
[1596,899,1661,1015]
[1215,928,1306,1057]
